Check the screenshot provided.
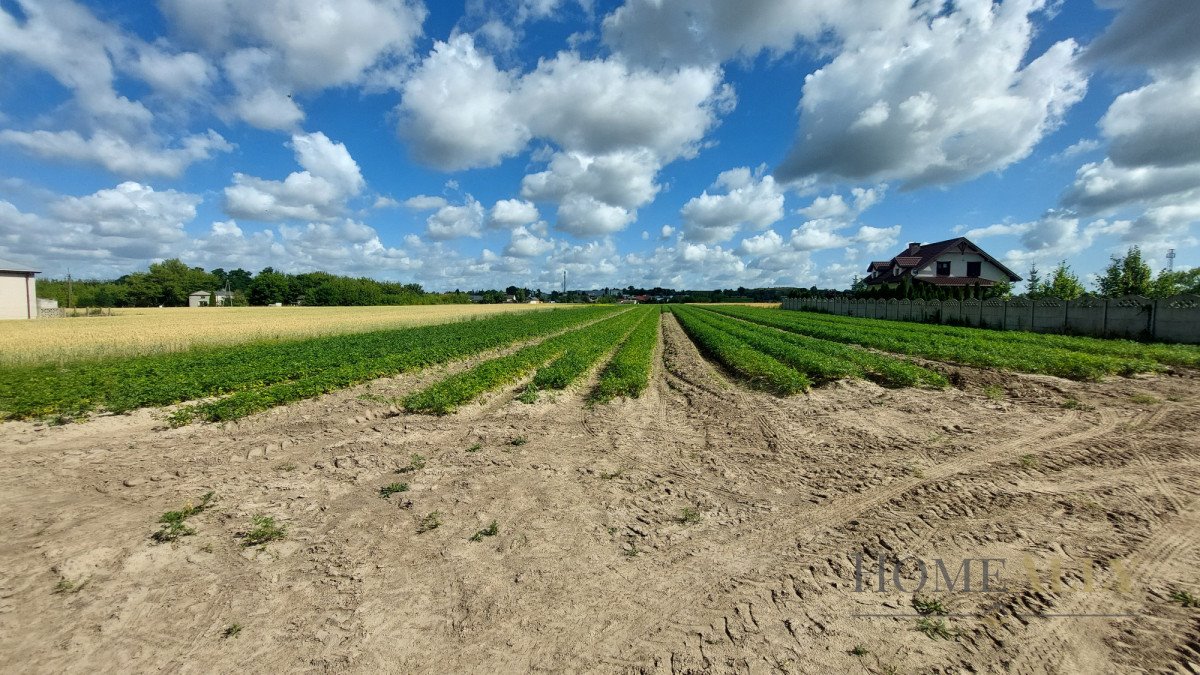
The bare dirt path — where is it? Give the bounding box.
[1,314,1198,673]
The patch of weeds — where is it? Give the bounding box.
[624,542,641,558]
[48,414,76,426]
[53,577,88,594]
[849,644,869,657]
[1166,395,1183,403]
[276,462,297,472]
[466,443,482,453]
[167,408,196,428]
[1131,393,1161,405]
[1019,454,1039,469]
[152,492,216,543]
[357,393,392,404]
[678,507,701,525]
[240,515,285,547]
[396,453,427,473]
[915,616,955,640]
[1060,398,1096,411]
[906,465,925,479]
[418,511,442,533]
[223,623,242,639]
[510,437,527,446]
[912,595,948,616]
[1169,590,1199,608]
[516,388,539,404]
[469,520,499,542]
[606,526,619,535]
[982,385,1005,401]
[599,469,624,480]
[379,482,409,499]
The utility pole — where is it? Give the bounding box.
[562,270,567,294]
[67,268,74,316]
[1167,248,1176,272]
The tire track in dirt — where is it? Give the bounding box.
[996,498,1200,675]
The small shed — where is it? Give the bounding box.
[0,258,38,320]
[189,290,233,307]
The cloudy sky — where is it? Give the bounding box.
[1,0,1197,291]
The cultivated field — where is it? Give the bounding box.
[0,304,563,364]
[1,306,1198,673]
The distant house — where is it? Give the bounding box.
[188,290,233,307]
[0,258,38,320]
[864,238,1020,290]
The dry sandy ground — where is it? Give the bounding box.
[1,314,1198,674]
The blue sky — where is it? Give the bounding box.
[1,0,1197,291]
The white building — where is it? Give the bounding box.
[0,259,38,320]
[188,290,233,307]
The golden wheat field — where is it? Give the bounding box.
[0,304,566,364]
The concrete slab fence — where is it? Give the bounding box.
[779,294,1200,344]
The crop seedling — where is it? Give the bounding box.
[470,520,499,542]
[53,577,88,595]
[511,437,527,446]
[915,617,955,640]
[983,385,1004,400]
[276,463,297,472]
[152,492,216,543]
[1060,398,1094,411]
[241,515,286,547]
[466,443,482,453]
[678,507,701,525]
[397,453,427,473]
[418,511,442,533]
[1020,454,1039,469]
[850,645,869,657]
[912,596,948,616]
[379,482,409,498]
[1131,394,1161,405]
[599,469,623,480]
[516,388,539,404]
[1169,590,1198,608]
[223,623,242,639]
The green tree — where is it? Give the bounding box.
[249,268,292,305]
[1150,268,1200,297]
[1098,246,1153,297]
[1025,263,1042,299]
[1044,260,1085,300]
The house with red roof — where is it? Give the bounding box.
[863,237,1021,291]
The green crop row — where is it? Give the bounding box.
[591,306,662,403]
[403,308,645,414]
[1,306,619,421]
[670,305,809,394]
[691,307,946,388]
[775,308,1200,369]
[527,306,654,393]
[707,306,1160,381]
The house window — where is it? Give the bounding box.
[967,261,981,278]
[936,261,951,276]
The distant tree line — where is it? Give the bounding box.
[38,259,470,308]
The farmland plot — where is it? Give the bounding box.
[0,306,1198,674]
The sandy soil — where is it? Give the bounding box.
[1,313,1198,674]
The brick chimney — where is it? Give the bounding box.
[907,241,920,255]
